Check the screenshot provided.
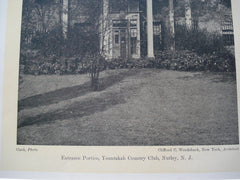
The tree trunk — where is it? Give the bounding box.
[58,0,63,57]
[62,0,68,39]
[67,0,71,38]
[91,55,100,91]
[169,0,175,52]
[59,0,63,26]
[185,0,192,29]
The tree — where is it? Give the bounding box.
[62,0,102,90]
[34,0,56,33]
[21,0,36,48]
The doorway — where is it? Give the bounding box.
[120,29,127,58]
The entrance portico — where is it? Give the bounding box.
[100,0,176,59]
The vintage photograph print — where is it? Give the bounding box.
[17,0,239,146]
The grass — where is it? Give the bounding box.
[17,69,239,145]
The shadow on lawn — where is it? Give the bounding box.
[177,72,236,83]
[18,69,140,111]
[18,84,139,128]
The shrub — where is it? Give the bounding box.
[174,25,235,72]
[175,25,226,55]
[155,50,235,72]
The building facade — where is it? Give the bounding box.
[98,0,234,60]
[20,0,234,60]
[99,0,141,59]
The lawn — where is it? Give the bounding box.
[17,69,239,145]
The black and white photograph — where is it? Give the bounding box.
[17,0,239,146]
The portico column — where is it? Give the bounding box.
[146,0,154,58]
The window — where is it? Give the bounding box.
[130,28,137,37]
[130,29,137,54]
[153,24,161,35]
[130,19,137,27]
[153,22,163,51]
[223,34,234,46]
[222,20,234,45]
[113,20,128,27]
[114,31,119,44]
[193,19,199,30]
[222,22,233,32]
